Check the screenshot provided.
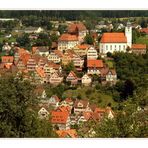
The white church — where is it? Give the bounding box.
[99,22,132,55]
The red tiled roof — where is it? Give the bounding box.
[94,108,106,113]
[35,67,46,78]
[56,106,71,114]
[56,129,78,138]
[54,50,63,58]
[68,23,87,33]
[100,67,116,76]
[77,44,90,50]
[59,34,78,41]
[140,28,148,34]
[87,60,103,68]
[51,111,69,124]
[132,44,146,49]
[83,112,92,120]
[100,33,127,43]
[65,98,73,103]
[1,56,14,63]
[20,53,31,65]
[48,62,61,69]
[16,48,28,56]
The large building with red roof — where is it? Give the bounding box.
[58,34,79,52]
[99,22,132,54]
[68,23,88,43]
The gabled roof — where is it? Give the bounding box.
[51,111,69,124]
[67,71,78,79]
[68,23,87,33]
[50,95,60,102]
[19,53,31,65]
[56,129,78,138]
[1,56,14,63]
[100,33,127,43]
[87,60,103,68]
[53,50,63,58]
[83,111,101,122]
[35,67,46,78]
[59,34,78,41]
[48,62,61,69]
[50,72,62,79]
[56,106,71,113]
[94,108,106,113]
[65,98,73,104]
[74,99,89,108]
[82,73,92,79]
[28,54,41,64]
[140,28,148,34]
[77,44,90,50]
[132,44,146,49]
[101,67,116,76]
[32,46,49,53]
[15,47,29,56]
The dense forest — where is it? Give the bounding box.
[1,10,148,20]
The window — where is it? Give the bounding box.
[110,45,112,50]
[123,45,125,50]
[119,45,121,50]
[106,45,108,50]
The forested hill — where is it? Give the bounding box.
[1,10,148,20]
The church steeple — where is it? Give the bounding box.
[125,21,132,48]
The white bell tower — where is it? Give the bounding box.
[125,21,132,48]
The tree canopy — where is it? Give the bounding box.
[0,75,56,137]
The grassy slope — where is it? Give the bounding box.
[63,86,117,108]
[136,36,148,46]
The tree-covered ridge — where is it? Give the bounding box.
[1,10,148,19]
[0,75,56,137]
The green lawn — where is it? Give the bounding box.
[136,36,148,46]
[62,86,117,108]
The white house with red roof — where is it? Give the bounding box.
[87,59,104,75]
[99,22,132,55]
[66,71,79,85]
[131,44,147,55]
[100,67,117,85]
[74,100,89,114]
[58,34,79,52]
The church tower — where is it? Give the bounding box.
[125,21,132,48]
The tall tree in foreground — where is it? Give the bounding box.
[0,75,56,137]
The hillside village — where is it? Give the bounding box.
[0,14,148,138]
